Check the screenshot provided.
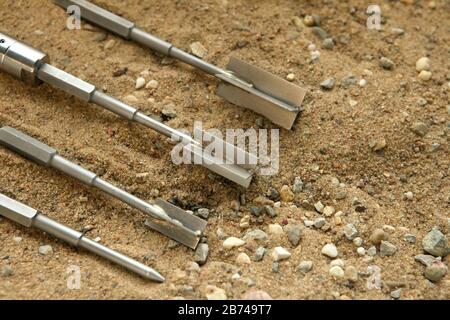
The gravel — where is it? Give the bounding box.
[414,254,437,267]
[320,78,335,90]
[264,205,277,218]
[314,201,325,213]
[370,229,388,245]
[190,42,208,58]
[367,246,377,256]
[268,224,284,235]
[297,260,313,274]
[244,229,268,241]
[322,38,334,49]
[416,57,430,72]
[404,234,417,244]
[135,77,145,89]
[223,237,245,249]
[410,121,428,137]
[271,247,291,262]
[253,247,266,262]
[390,289,402,299]
[284,224,303,246]
[422,229,450,257]
[314,217,326,228]
[292,177,303,193]
[344,223,359,240]
[322,243,338,258]
[197,208,210,219]
[329,266,344,278]
[380,241,397,256]
[379,57,395,70]
[38,245,53,256]
[236,252,251,265]
[194,243,209,265]
[424,261,448,282]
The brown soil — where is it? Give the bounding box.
[0,0,449,300]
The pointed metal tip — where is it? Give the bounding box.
[147,268,165,283]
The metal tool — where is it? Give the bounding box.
[0,32,255,188]
[0,126,207,249]
[0,193,165,282]
[53,0,307,130]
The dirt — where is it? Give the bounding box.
[0,0,449,300]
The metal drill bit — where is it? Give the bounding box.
[0,32,254,188]
[0,193,165,282]
[53,0,307,129]
[0,126,207,249]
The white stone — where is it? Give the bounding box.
[223,237,245,249]
[329,266,345,278]
[330,259,345,268]
[418,70,432,81]
[416,57,430,72]
[322,243,338,258]
[359,79,367,87]
[357,247,366,256]
[268,224,284,235]
[190,42,208,58]
[104,39,115,50]
[286,73,295,81]
[38,245,53,256]
[123,95,139,104]
[146,80,159,89]
[307,43,316,51]
[236,253,251,265]
[135,77,146,89]
[271,247,291,262]
[13,236,22,244]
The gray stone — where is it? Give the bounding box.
[322,38,334,49]
[311,27,328,39]
[292,177,303,194]
[313,217,326,228]
[343,223,359,240]
[379,57,395,70]
[335,190,347,200]
[342,74,357,86]
[380,241,397,256]
[161,104,177,119]
[314,201,325,213]
[404,234,416,244]
[414,254,437,267]
[410,122,428,137]
[244,229,268,241]
[422,229,450,257]
[264,205,277,218]
[390,289,402,299]
[320,78,335,90]
[250,206,263,217]
[272,262,279,273]
[297,260,313,274]
[367,246,377,256]
[253,247,266,262]
[197,208,210,219]
[285,224,303,246]
[194,243,209,265]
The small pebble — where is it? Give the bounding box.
[314,217,326,228]
[303,15,316,27]
[244,290,273,300]
[329,266,344,278]
[286,73,295,82]
[391,289,402,299]
[205,285,227,300]
[379,57,395,70]
[410,121,428,137]
[404,191,414,200]
[190,42,208,58]
[370,229,388,245]
[424,261,448,282]
[418,70,432,81]
[357,247,366,256]
[197,208,210,219]
[415,254,437,267]
[253,247,266,262]
[268,224,284,235]
[292,177,303,193]
[244,229,268,241]
[13,236,22,244]
[380,241,397,256]
[297,260,313,274]
[323,206,335,217]
[330,259,345,268]
[322,243,338,258]
[135,77,145,89]
[416,57,430,72]
[320,78,335,90]
[422,229,450,257]
[194,243,209,265]
[123,95,139,104]
[344,223,359,240]
[146,79,159,89]
[353,237,363,247]
[284,224,303,246]
[223,237,245,249]
[322,38,334,49]
[314,201,325,213]
[280,185,294,202]
[359,79,367,87]
[39,245,53,256]
[236,253,251,265]
[104,39,115,50]
[367,246,377,256]
[404,234,416,244]
[272,247,291,262]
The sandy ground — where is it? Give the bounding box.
[0,0,449,299]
